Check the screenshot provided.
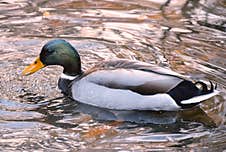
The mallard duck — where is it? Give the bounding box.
[22,39,218,111]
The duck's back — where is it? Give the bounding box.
[70,59,217,111]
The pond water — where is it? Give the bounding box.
[0,0,225,151]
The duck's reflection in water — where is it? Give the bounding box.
[40,97,222,127]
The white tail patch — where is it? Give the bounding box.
[181,90,219,104]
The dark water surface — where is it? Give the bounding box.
[0,0,226,151]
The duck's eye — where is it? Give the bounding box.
[34,61,37,64]
[47,48,54,53]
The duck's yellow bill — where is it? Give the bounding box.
[22,57,45,76]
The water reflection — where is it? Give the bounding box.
[0,0,225,151]
[0,96,220,150]
[44,97,220,127]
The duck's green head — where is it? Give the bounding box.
[22,39,81,76]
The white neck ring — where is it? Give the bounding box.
[60,73,79,80]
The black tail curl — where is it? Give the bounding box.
[194,80,215,95]
[168,80,216,108]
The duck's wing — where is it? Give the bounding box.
[93,59,188,79]
[84,59,186,95]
